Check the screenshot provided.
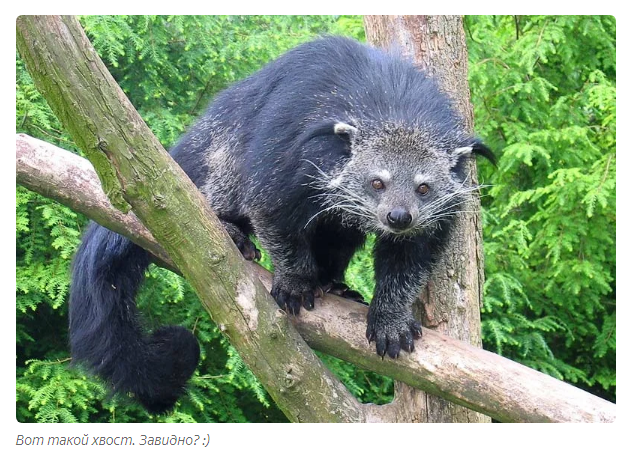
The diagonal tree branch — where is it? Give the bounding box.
[16,133,616,423]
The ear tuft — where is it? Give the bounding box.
[452,138,496,166]
[471,139,496,166]
[334,122,358,141]
[451,146,473,159]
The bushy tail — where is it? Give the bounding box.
[69,223,200,413]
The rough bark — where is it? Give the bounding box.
[16,15,364,423]
[16,134,617,423]
[364,15,489,423]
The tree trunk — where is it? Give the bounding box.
[364,15,490,423]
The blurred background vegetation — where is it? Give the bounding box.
[16,15,615,422]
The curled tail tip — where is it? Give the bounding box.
[70,325,200,414]
[69,226,200,414]
[135,326,201,414]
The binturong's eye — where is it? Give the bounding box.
[417,183,429,195]
[371,179,385,191]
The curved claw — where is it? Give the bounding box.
[410,320,423,339]
[302,291,315,310]
[386,341,401,359]
[400,330,414,353]
[270,283,317,316]
[366,315,422,359]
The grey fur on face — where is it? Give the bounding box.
[312,121,481,239]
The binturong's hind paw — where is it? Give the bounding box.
[322,281,367,305]
[270,274,319,316]
[235,236,262,261]
[365,310,423,359]
[221,221,261,261]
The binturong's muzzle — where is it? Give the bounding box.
[386,207,413,230]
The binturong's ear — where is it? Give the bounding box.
[290,120,358,153]
[334,122,359,143]
[449,138,496,179]
[450,137,496,166]
[471,138,496,165]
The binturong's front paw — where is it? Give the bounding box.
[366,309,423,359]
[270,273,320,316]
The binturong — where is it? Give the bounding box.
[68,36,494,414]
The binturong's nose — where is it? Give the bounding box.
[386,207,413,230]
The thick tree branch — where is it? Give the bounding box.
[16,133,616,423]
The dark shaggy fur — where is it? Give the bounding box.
[69,36,493,413]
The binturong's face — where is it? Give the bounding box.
[325,122,479,237]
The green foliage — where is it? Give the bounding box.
[467,15,616,400]
[345,235,376,303]
[17,359,106,423]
